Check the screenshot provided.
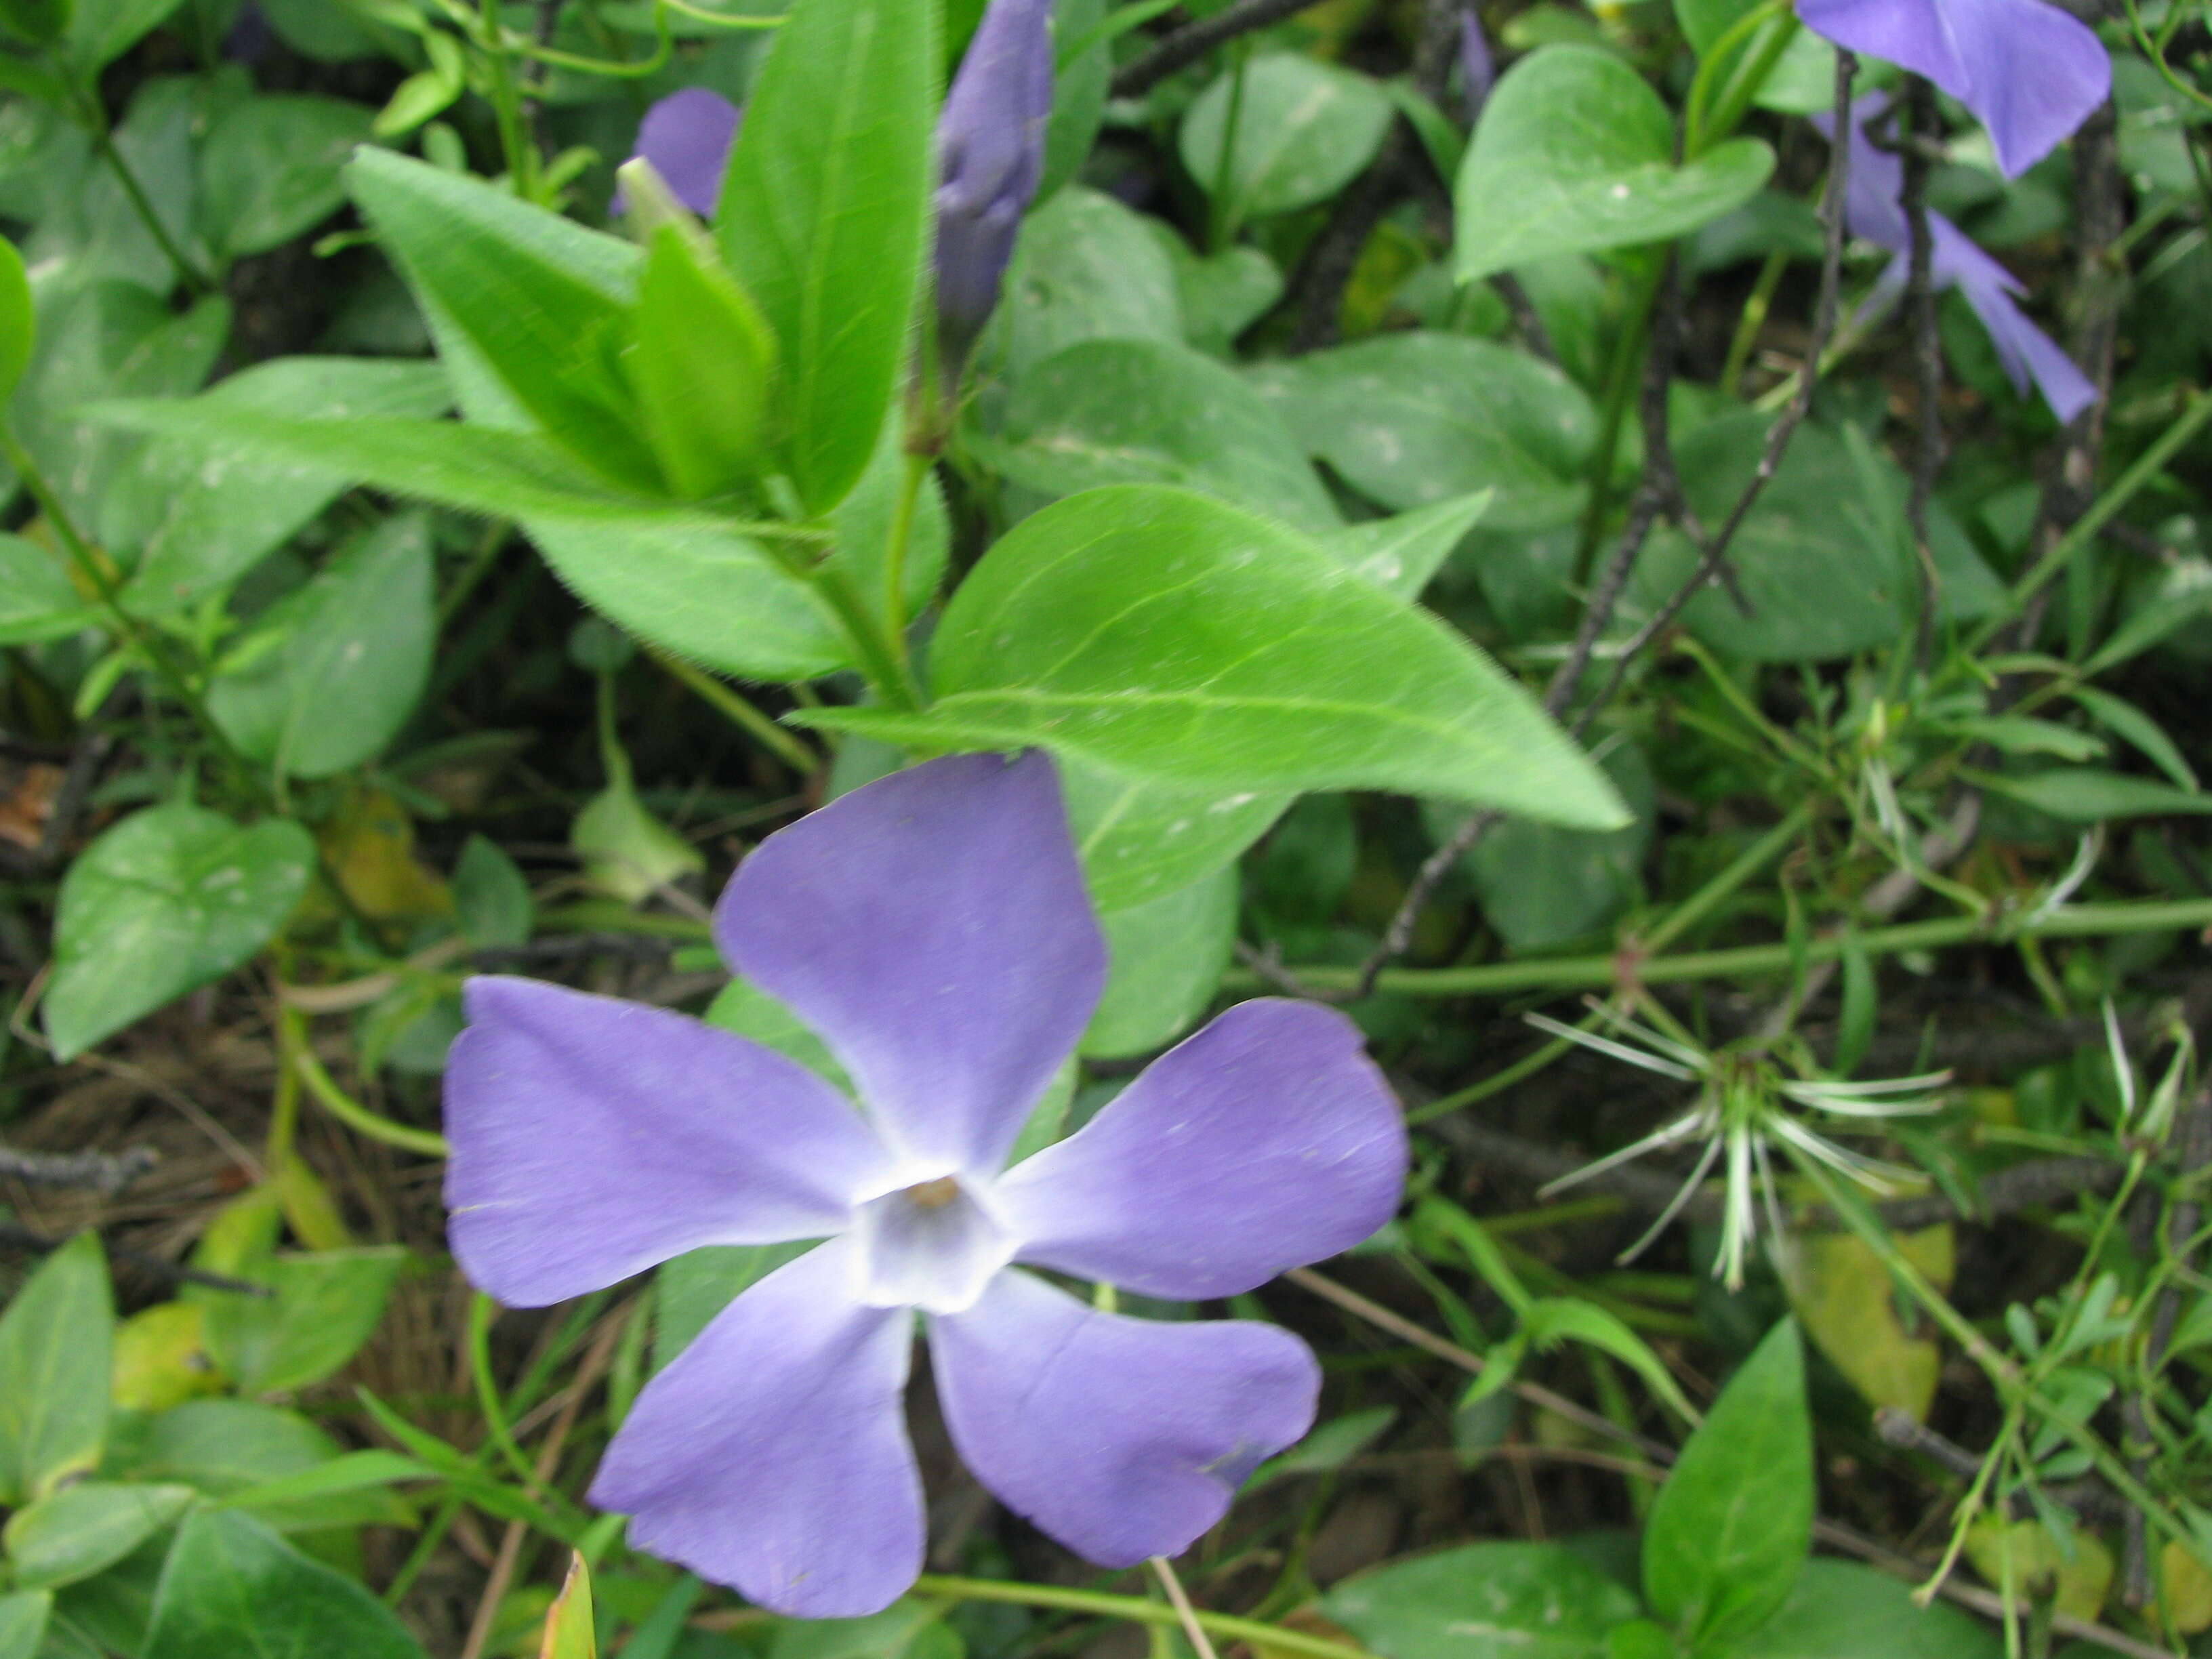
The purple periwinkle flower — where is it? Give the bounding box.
[621,87,743,218]
[1458,12,1496,123]
[933,0,1054,361]
[1818,97,2097,422]
[443,752,1408,1618]
[1795,0,2108,178]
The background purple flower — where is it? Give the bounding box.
[443,751,1408,1618]
[933,0,1055,358]
[1458,12,1495,123]
[1795,0,2108,178]
[1818,97,2097,422]
[621,87,743,218]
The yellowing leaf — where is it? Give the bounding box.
[538,1551,596,1659]
[1786,1225,1954,1421]
[2161,1540,2212,1634]
[1964,1519,2114,1622]
[319,790,453,924]
[111,1303,220,1413]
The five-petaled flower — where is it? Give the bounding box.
[1819,95,2098,423]
[1795,0,2108,179]
[443,752,1408,1618]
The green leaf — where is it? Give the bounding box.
[626,223,779,498]
[2068,687,2197,790]
[0,0,68,43]
[91,402,663,525]
[1629,415,2001,663]
[1643,1319,1810,1646]
[0,234,31,400]
[1969,766,2212,822]
[346,148,659,491]
[1247,333,1595,530]
[1521,1298,1696,1422]
[1454,45,1774,281]
[1246,1405,1396,1492]
[197,1248,407,1395]
[208,512,434,779]
[1179,54,1394,228]
[142,1509,428,1659]
[1706,1560,1999,1659]
[540,1553,597,1659]
[1159,232,1282,357]
[209,1450,434,1517]
[1326,1541,1643,1659]
[454,834,533,949]
[1317,492,1492,599]
[655,1242,817,1374]
[995,338,1339,533]
[532,514,848,682]
[705,976,851,1088]
[805,487,1626,823]
[1080,864,1236,1059]
[120,1400,407,1532]
[1429,741,1653,951]
[63,0,184,73]
[573,775,706,903]
[115,357,451,611]
[4,1483,195,1590]
[0,1592,47,1659]
[1062,760,1293,914]
[991,185,1182,382]
[198,96,373,260]
[0,1233,111,1506]
[0,534,96,644]
[716,0,937,512]
[43,803,314,1059]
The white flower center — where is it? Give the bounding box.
[850,1174,1015,1315]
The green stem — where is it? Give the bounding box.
[881,449,933,645]
[912,1576,1374,1659]
[649,646,819,773]
[811,558,926,712]
[1231,895,2212,998]
[1572,256,1666,581]
[467,1293,544,1494]
[476,0,542,200]
[1695,13,1802,157]
[283,1006,453,1157]
[1209,46,1250,253]
[1969,384,2212,651]
[1681,0,1789,157]
[0,424,254,787]
[1720,249,1790,396]
[79,93,213,294]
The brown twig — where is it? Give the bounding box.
[0,1223,270,1296]
[1109,0,1327,98]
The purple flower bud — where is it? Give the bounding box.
[1796,0,2108,178]
[223,0,272,64]
[1458,12,1495,123]
[1816,97,2097,422]
[619,87,743,220]
[933,0,1054,361]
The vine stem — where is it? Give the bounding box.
[880,448,933,645]
[74,83,214,295]
[912,1575,1374,1659]
[1228,893,2212,998]
[281,1005,453,1157]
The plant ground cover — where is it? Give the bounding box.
[1,0,2212,1656]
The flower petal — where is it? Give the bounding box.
[1797,0,2106,178]
[630,87,741,217]
[443,976,891,1307]
[1929,0,2109,179]
[590,1239,924,1617]
[1957,264,2100,421]
[717,752,1105,1177]
[996,1000,1406,1298]
[930,1270,1318,1566]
